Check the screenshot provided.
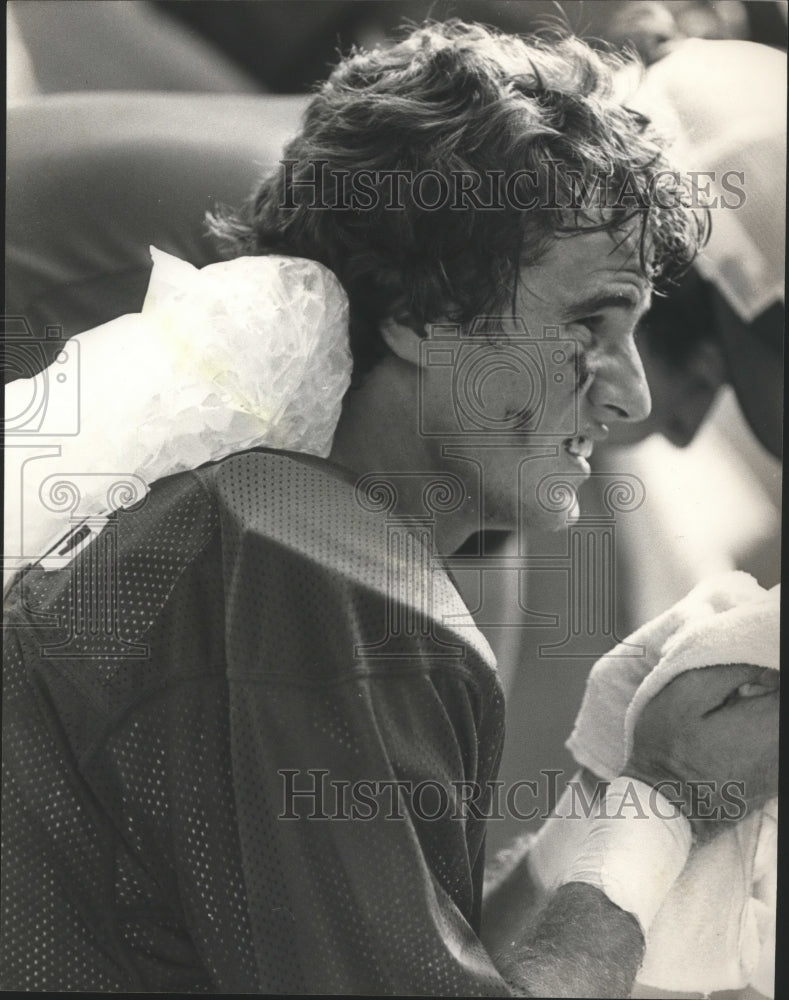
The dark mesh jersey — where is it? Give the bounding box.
[2,449,509,994]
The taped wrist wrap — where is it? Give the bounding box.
[556,776,692,935]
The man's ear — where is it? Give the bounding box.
[379,316,425,367]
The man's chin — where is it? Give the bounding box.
[481,484,582,535]
[520,492,581,534]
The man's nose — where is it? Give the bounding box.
[590,341,652,423]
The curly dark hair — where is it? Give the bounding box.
[209,20,706,376]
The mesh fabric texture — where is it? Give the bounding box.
[2,449,508,994]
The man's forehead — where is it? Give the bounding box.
[521,230,652,307]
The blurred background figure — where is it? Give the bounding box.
[608,272,727,452]
[626,35,785,459]
[606,0,787,64]
[606,0,751,64]
[603,31,785,604]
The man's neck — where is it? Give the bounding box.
[328,354,480,555]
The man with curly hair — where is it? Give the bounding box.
[2,20,776,997]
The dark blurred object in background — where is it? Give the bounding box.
[154,1,578,93]
[154,0,787,92]
[12,0,786,98]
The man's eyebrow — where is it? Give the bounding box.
[560,289,651,320]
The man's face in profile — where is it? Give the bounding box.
[419,227,653,534]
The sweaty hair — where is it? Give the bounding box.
[209,20,706,375]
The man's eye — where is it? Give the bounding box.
[577,315,603,332]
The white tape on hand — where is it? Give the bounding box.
[557,777,692,936]
[527,782,593,897]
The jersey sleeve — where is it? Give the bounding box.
[186,458,511,994]
[216,667,508,995]
[3,452,509,994]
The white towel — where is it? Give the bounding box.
[624,581,780,765]
[567,571,773,779]
[566,572,779,996]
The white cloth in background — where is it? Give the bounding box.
[631,38,786,324]
[4,249,352,583]
[564,572,779,997]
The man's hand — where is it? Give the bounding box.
[623,663,779,840]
